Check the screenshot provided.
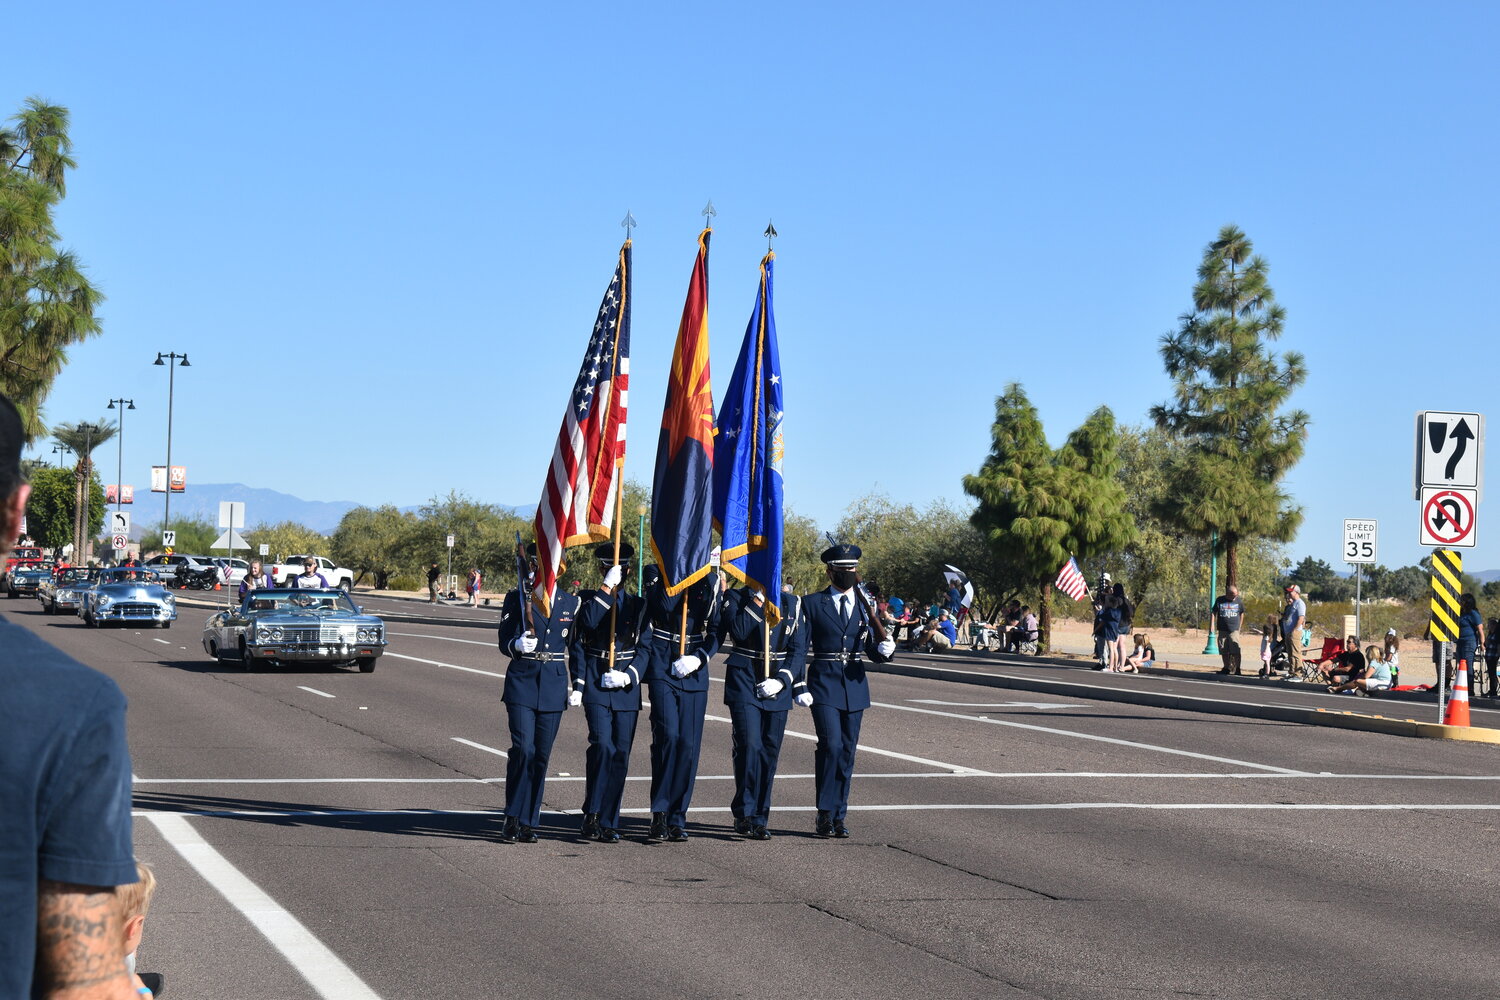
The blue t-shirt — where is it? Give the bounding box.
[1458,609,1484,647]
[0,616,136,999]
[938,619,958,644]
[1281,597,1305,638]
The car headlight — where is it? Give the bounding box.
[268,626,284,641]
[97,596,112,607]
[357,627,379,642]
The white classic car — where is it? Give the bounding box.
[80,567,178,628]
[202,587,386,672]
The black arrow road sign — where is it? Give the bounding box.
[1446,419,1474,479]
[1432,497,1463,531]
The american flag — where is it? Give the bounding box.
[1055,556,1088,601]
[533,242,631,615]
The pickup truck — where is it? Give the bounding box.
[269,556,355,591]
[2,545,45,590]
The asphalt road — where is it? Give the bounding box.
[6,596,1500,1000]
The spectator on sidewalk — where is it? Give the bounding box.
[1212,584,1245,675]
[1457,594,1485,677]
[1322,636,1365,684]
[427,562,442,603]
[1122,633,1155,672]
[119,861,158,996]
[1331,645,1392,694]
[1111,583,1133,669]
[1483,620,1499,699]
[465,566,483,607]
[914,608,958,653]
[1258,615,1280,677]
[1281,586,1306,677]
[1384,629,1402,686]
[1006,606,1039,653]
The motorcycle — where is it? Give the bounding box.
[173,564,219,590]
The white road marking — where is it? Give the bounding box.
[705,713,987,775]
[910,699,1078,709]
[297,686,335,699]
[144,813,384,999]
[452,736,508,758]
[126,771,1500,785]
[872,700,1311,775]
[386,630,495,646]
[152,638,171,645]
[385,651,504,678]
[137,802,1500,819]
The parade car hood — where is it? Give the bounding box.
[252,607,381,626]
[95,583,172,600]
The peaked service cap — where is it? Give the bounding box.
[821,543,862,567]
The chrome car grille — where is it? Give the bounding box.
[281,624,359,644]
[107,603,162,617]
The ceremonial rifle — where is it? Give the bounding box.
[514,531,532,635]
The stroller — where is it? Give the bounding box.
[1270,630,1338,683]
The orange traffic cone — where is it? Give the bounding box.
[1444,660,1471,727]
[214,581,221,590]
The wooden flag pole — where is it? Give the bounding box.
[608,483,624,672]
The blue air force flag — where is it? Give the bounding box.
[712,252,785,622]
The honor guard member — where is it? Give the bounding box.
[573,543,649,843]
[639,567,722,842]
[496,543,583,843]
[791,544,896,838]
[720,585,808,840]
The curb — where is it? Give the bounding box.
[869,659,1500,745]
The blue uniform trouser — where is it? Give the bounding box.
[505,705,562,828]
[809,703,863,820]
[647,682,707,827]
[728,701,789,825]
[583,703,638,829]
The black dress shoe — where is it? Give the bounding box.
[815,813,834,838]
[647,812,667,841]
[599,827,621,843]
[517,825,538,844]
[580,812,601,839]
[733,817,753,836]
[832,821,850,839]
[666,825,688,842]
[751,825,771,841]
[498,816,519,844]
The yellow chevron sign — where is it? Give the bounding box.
[1429,549,1462,642]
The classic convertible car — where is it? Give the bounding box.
[201,588,386,672]
[79,567,177,627]
[5,561,54,599]
[38,567,99,614]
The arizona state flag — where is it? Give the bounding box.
[713,251,784,622]
[650,228,716,595]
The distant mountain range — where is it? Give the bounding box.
[125,484,534,536]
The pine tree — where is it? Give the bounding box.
[963,384,1134,650]
[1151,225,1308,589]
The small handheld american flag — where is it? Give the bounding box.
[1055,557,1088,602]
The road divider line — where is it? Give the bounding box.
[297,686,335,699]
[385,630,496,646]
[152,638,171,645]
[143,813,384,1000]
[386,651,504,678]
[127,771,1500,785]
[872,700,1311,775]
[452,736,508,758]
[136,802,1500,819]
[705,713,987,775]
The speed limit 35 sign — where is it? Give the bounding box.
[1343,518,1377,564]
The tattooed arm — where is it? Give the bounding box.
[35,881,137,1000]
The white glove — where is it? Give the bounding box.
[877,638,896,658]
[755,678,784,698]
[513,633,538,655]
[601,669,630,689]
[603,564,623,588]
[568,689,583,708]
[794,692,814,707]
[670,654,702,678]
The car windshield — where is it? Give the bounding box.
[57,568,97,584]
[99,568,162,584]
[244,589,357,614]
[18,564,52,574]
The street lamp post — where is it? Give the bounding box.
[153,352,190,537]
[51,443,71,468]
[107,398,135,559]
[1202,530,1219,655]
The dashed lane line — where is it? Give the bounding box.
[144,813,383,999]
[452,736,508,758]
[386,630,495,646]
[384,651,504,678]
[704,713,988,775]
[297,686,336,699]
[872,700,1312,775]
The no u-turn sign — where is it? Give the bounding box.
[1420,487,1477,547]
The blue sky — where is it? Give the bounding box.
[7,1,1499,574]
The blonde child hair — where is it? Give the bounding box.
[118,861,156,921]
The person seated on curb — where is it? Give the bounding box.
[1004,606,1037,653]
[1322,635,1364,684]
[1330,645,1391,694]
[1119,633,1155,672]
[913,608,958,653]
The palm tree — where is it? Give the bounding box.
[52,420,116,560]
[1,99,105,441]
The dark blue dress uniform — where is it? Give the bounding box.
[496,587,582,841]
[790,543,895,838]
[720,587,808,838]
[638,571,722,840]
[574,577,648,841]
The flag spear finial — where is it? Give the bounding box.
[764,219,777,252]
[621,210,637,240]
[701,200,716,227]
